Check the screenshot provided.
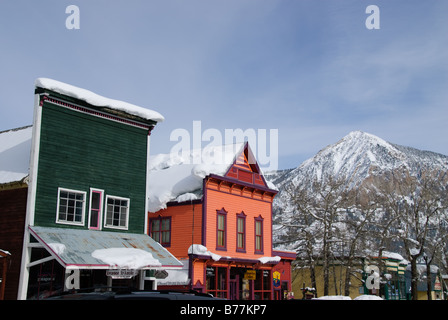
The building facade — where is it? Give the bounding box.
[147,143,295,300]
[0,78,182,300]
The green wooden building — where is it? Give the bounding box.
[17,78,182,299]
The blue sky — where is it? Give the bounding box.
[1,0,447,170]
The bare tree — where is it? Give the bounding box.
[278,176,357,296]
[378,173,447,300]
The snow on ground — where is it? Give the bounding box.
[313,295,383,300]
[353,295,383,300]
[313,295,353,300]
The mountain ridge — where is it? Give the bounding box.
[268,130,448,193]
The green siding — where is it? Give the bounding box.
[34,101,149,233]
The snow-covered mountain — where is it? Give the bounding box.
[269,130,448,253]
[271,131,448,193]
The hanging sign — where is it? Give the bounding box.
[106,269,139,279]
[154,270,169,279]
[273,271,281,288]
[244,270,256,280]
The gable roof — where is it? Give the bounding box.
[147,142,277,213]
[0,126,32,185]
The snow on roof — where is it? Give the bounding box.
[91,247,162,269]
[382,251,406,262]
[0,126,32,185]
[35,78,164,123]
[0,249,11,256]
[147,143,245,212]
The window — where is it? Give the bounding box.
[89,189,104,230]
[150,217,171,246]
[255,216,264,254]
[105,196,129,230]
[206,266,227,299]
[56,188,86,226]
[216,208,227,250]
[236,212,246,252]
[254,270,272,300]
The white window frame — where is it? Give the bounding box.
[104,195,130,230]
[56,187,86,226]
[88,188,104,230]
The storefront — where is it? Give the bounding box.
[186,251,294,300]
[203,265,273,300]
[22,226,182,299]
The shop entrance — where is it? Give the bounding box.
[229,267,253,300]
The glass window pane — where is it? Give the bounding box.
[152,220,160,231]
[218,215,224,229]
[161,218,169,230]
[91,192,100,210]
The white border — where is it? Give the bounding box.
[56,187,87,226]
[104,195,130,230]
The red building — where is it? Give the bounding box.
[147,143,295,300]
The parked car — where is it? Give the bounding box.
[45,288,225,300]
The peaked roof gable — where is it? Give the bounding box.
[224,142,269,188]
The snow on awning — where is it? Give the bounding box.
[29,226,182,270]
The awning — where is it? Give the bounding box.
[29,226,182,270]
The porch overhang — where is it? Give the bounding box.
[28,226,182,270]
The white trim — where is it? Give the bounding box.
[88,188,104,230]
[104,195,130,230]
[18,93,43,300]
[27,255,55,268]
[144,134,151,234]
[56,187,87,226]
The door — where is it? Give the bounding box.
[229,276,238,300]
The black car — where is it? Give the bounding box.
[45,288,225,300]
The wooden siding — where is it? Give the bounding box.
[0,187,27,300]
[225,148,267,188]
[34,101,149,233]
[204,183,273,260]
[147,203,203,258]
[192,260,206,289]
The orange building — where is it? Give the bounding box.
[147,143,295,300]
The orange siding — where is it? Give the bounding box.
[192,260,205,287]
[204,184,273,261]
[148,203,202,259]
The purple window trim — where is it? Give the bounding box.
[149,216,172,247]
[216,208,227,251]
[236,211,247,253]
[254,215,264,255]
